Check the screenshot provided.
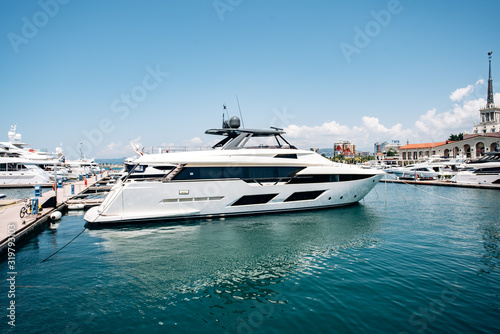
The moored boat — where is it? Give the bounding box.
[84,117,385,225]
[451,151,500,184]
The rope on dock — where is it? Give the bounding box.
[0,199,25,214]
[389,178,489,208]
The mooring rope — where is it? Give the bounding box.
[385,178,489,208]
[0,227,88,284]
[41,227,88,262]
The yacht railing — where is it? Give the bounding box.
[143,146,214,154]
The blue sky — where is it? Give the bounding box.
[1,0,499,158]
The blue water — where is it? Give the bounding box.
[1,182,499,333]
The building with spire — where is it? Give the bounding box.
[473,51,500,134]
[396,52,500,164]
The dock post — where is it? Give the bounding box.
[31,198,38,215]
[34,185,42,197]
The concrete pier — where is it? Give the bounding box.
[0,172,109,256]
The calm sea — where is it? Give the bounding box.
[1,182,499,333]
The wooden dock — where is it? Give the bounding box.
[0,172,110,257]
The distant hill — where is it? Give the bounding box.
[95,157,127,165]
[318,148,333,157]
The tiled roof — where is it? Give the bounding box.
[398,142,447,150]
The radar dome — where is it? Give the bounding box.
[229,116,240,128]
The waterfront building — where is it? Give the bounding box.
[398,52,500,165]
[334,140,356,157]
[373,140,401,156]
[373,142,387,155]
[473,52,500,134]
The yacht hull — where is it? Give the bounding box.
[84,174,384,225]
[451,171,500,185]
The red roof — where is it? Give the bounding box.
[399,142,447,150]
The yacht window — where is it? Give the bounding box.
[274,154,298,159]
[284,190,325,202]
[127,164,147,173]
[287,174,372,184]
[173,166,304,181]
[153,166,175,171]
[0,164,5,171]
[231,194,278,206]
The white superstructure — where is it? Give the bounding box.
[84,117,385,224]
[0,157,52,186]
[451,152,500,184]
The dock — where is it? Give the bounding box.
[0,172,111,257]
[380,178,500,189]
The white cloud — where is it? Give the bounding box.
[95,83,495,156]
[449,84,473,102]
[188,137,203,145]
[280,82,494,150]
[97,136,143,157]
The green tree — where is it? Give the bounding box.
[386,149,398,157]
[448,133,463,141]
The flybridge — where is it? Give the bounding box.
[205,116,296,150]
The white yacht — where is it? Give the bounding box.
[84,117,385,225]
[64,157,101,179]
[451,152,500,185]
[0,156,52,186]
[1,125,69,181]
[391,164,438,180]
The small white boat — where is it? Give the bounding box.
[392,165,437,180]
[451,152,500,185]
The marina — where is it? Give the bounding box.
[0,172,109,256]
[2,1,500,332]
[0,180,498,333]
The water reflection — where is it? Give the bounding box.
[85,205,381,329]
[479,221,500,274]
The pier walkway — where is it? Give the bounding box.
[0,172,109,255]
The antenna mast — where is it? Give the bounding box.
[236,95,245,128]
